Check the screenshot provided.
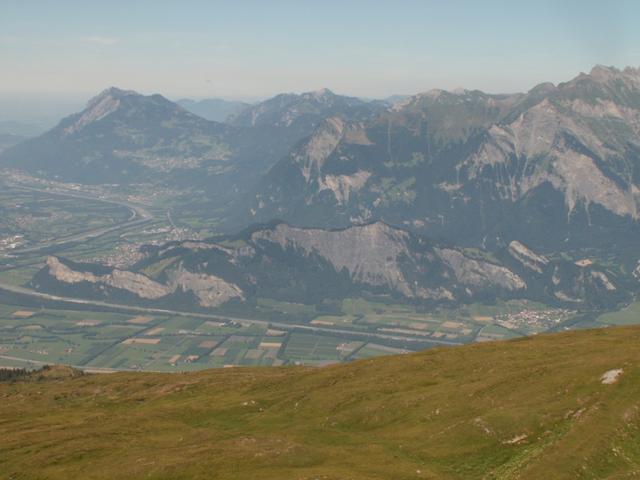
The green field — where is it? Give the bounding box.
[597,302,640,326]
[0,302,402,370]
[0,265,41,287]
[283,332,346,364]
[257,298,318,316]
[0,290,602,371]
[0,187,131,250]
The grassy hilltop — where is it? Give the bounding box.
[2,326,640,479]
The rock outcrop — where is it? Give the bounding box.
[46,256,172,299]
[35,218,626,311]
[43,256,243,308]
[508,241,549,274]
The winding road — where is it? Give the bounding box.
[7,185,153,255]
[0,279,463,347]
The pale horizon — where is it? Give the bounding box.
[2,0,639,100]
[2,62,638,127]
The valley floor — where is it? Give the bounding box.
[0,174,634,372]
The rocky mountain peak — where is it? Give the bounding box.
[623,65,640,76]
[569,64,640,88]
[528,82,557,96]
[589,64,621,81]
[62,87,139,136]
[304,87,335,98]
[88,87,139,106]
[392,87,494,112]
[60,88,188,137]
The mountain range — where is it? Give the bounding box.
[31,221,630,312]
[3,66,640,252]
[228,88,382,136]
[244,66,640,252]
[3,66,640,309]
[0,87,384,199]
[0,88,234,184]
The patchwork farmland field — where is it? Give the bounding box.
[0,300,425,371]
[0,180,635,372]
[0,291,633,372]
[0,186,132,252]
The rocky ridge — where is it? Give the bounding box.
[245,65,640,252]
[43,256,243,307]
[33,221,627,310]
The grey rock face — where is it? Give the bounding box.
[251,222,526,300]
[44,256,243,307]
[508,241,549,274]
[46,256,172,299]
[35,217,627,310]
[252,222,418,297]
[245,66,640,252]
[434,248,526,291]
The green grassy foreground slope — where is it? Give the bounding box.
[2,326,640,479]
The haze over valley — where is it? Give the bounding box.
[1,64,640,371]
[2,2,640,478]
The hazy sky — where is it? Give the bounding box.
[1,0,639,102]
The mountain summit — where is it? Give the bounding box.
[244,65,640,252]
[61,87,141,136]
[3,66,640,255]
[0,88,232,183]
[0,87,384,187]
[228,88,383,137]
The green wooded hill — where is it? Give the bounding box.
[2,325,640,479]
